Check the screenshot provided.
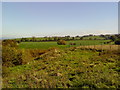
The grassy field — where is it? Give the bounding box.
[2,39,120,88]
[82,36,105,40]
[2,48,120,88]
[77,45,120,51]
[19,40,110,49]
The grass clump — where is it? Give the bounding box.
[2,47,120,88]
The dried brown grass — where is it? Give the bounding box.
[77,45,120,51]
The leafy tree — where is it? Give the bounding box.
[110,35,117,41]
[89,38,92,40]
[100,34,105,37]
[104,35,111,40]
[32,36,36,42]
[115,40,120,45]
[72,37,75,40]
[89,34,93,36]
[76,35,79,37]
[94,38,97,40]
[54,37,58,41]
[21,38,28,42]
[65,36,70,40]
[80,37,83,40]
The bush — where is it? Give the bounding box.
[2,46,33,67]
[18,49,33,65]
[110,35,117,41]
[57,40,66,45]
[29,49,47,58]
[2,40,19,47]
[115,40,120,45]
[2,46,20,67]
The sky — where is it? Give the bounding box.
[2,2,118,38]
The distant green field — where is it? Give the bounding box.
[19,40,110,49]
[83,36,105,40]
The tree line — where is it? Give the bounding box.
[2,34,120,45]
[7,34,119,42]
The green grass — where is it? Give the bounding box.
[83,36,105,40]
[19,40,110,49]
[2,48,120,88]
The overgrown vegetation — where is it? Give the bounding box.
[2,47,120,88]
[11,34,120,42]
[115,40,120,45]
[57,40,66,45]
[2,34,120,89]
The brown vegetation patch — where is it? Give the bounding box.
[78,45,120,51]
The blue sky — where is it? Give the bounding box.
[2,2,118,38]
